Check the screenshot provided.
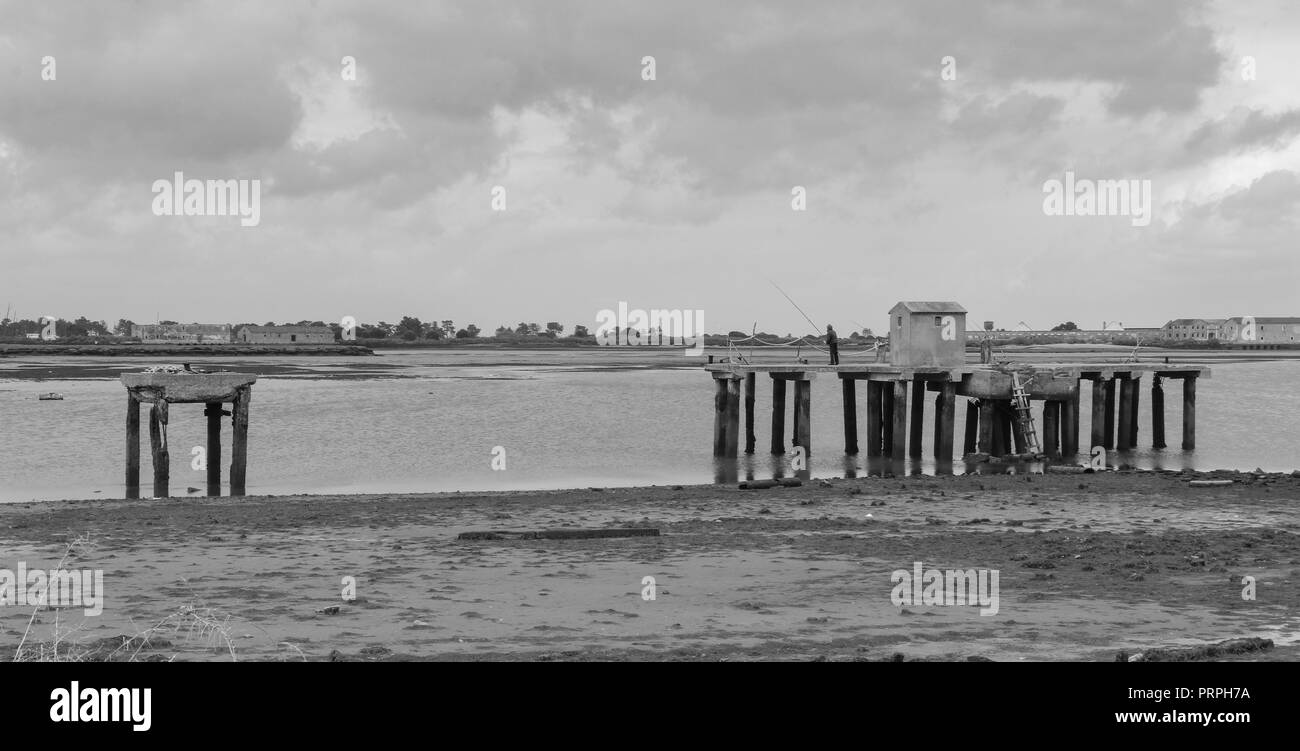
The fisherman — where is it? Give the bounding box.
[826,324,839,365]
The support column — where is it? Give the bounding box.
[890,380,908,459]
[794,379,812,456]
[1009,401,1026,454]
[744,373,756,455]
[978,401,995,454]
[1104,379,1117,449]
[125,392,140,499]
[231,387,250,496]
[1042,401,1060,457]
[148,400,169,498]
[865,381,883,457]
[934,382,955,462]
[1182,376,1197,450]
[963,400,978,457]
[1129,376,1141,449]
[713,379,728,457]
[770,377,786,455]
[881,383,895,454]
[1151,377,1166,448]
[909,378,925,459]
[1090,379,1106,451]
[725,378,741,457]
[841,378,858,455]
[1117,376,1133,451]
[1062,388,1080,458]
[205,402,222,496]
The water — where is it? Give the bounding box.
[1,349,1297,502]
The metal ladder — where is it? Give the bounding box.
[1010,371,1041,455]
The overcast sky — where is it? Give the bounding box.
[2,0,1298,334]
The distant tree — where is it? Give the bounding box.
[160,320,179,326]
[515,322,530,336]
[1051,322,1079,331]
[115,319,136,336]
[455,329,472,338]
[401,330,417,341]
[546,322,563,336]
[440,320,455,337]
[572,324,590,338]
[465,324,480,338]
[262,321,275,327]
[495,325,512,337]
[397,316,423,337]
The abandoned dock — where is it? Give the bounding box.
[705,302,1210,463]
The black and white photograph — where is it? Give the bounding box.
[0,0,1293,734]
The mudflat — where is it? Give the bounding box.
[2,470,1296,661]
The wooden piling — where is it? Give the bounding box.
[205,402,222,496]
[770,377,786,455]
[963,400,978,457]
[1090,379,1106,451]
[794,379,812,456]
[934,382,955,461]
[1129,376,1140,448]
[713,379,728,457]
[1151,377,1166,448]
[978,401,995,454]
[882,384,895,454]
[1117,377,1133,451]
[1042,401,1060,456]
[725,378,741,457]
[1182,375,1197,450]
[1104,379,1117,449]
[866,381,883,457]
[909,378,925,459]
[842,378,858,455]
[231,387,250,495]
[1009,400,1026,454]
[990,402,1008,456]
[891,380,908,459]
[744,373,756,455]
[125,392,140,498]
[1062,389,1080,457]
[148,400,169,498]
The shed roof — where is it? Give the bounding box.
[889,301,967,314]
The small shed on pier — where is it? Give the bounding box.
[888,301,967,367]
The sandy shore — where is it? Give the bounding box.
[2,470,1297,661]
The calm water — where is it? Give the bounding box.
[1,349,1298,502]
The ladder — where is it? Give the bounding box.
[1010,371,1041,455]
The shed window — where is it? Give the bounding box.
[896,316,902,326]
[934,316,942,326]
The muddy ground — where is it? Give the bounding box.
[1,470,1296,661]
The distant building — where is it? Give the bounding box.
[1220,316,1300,344]
[235,325,334,344]
[1161,319,1225,341]
[132,323,232,343]
[888,301,967,367]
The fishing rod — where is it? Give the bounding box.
[766,278,822,335]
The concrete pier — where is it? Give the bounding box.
[705,362,1209,467]
[122,372,257,498]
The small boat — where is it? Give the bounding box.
[38,392,64,401]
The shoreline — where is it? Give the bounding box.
[3,469,1297,662]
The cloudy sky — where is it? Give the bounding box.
[2,0,1297,334]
